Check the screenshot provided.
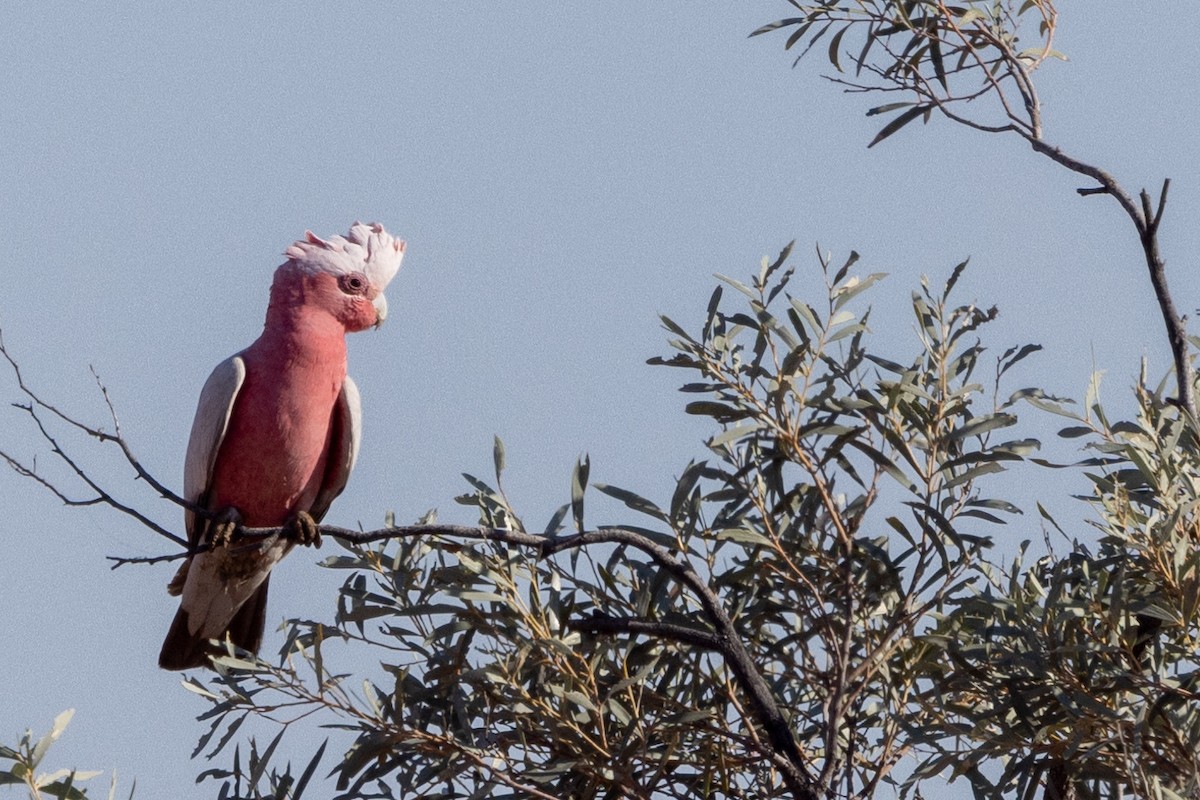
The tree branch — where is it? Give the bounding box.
[1024,140,1193,416]
[3,400,186,546]
[0,326,817,794]
[760,4,1194,417]
[0,331,198,510]
[567,613,723,651]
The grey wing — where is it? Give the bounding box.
[309,376,362,523]
[183,356,247,545]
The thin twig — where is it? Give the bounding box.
[4,400,186,546]
[0,330,197,513]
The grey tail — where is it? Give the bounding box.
[158,577,271,671]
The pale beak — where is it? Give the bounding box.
[372,294,388,329]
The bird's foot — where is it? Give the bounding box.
[207,507,243,549]
[285,510,322,548]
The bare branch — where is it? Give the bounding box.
[1029,137,1193,415]
[1150,178,1171,234]
[1,449,106,509]
[106,550,190,568]
[2,399,186,546]
[0,329,197,514]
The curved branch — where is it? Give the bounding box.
[2,400,186,546]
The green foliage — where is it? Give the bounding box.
[0,710,129,800]
[186,245,1043,799]
[912,377,1200,798]
[180,240,1200,799]
[753,0,1062,144]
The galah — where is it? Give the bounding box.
[158,222,404,671]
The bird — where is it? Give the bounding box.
[158,222,404,670]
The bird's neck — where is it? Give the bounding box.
[254,288,348,367]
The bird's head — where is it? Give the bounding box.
[275,222,405,332]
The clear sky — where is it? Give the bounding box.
[1,3,1197,797]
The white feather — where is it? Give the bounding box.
[283,221,404,289]
[310,377,362,521]
[183,356,246,541]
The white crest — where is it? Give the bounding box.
[284,221,405,289]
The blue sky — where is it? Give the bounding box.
[1,3,1197,797]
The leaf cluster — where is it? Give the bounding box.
[753,0,1061,145]
[0,710,130,800]
[913,376,1200,799]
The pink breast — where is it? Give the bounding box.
[208,359,342,526]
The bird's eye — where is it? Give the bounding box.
[339,273,368,295]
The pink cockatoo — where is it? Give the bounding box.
[159,222,404,671]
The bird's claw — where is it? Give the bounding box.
[208,507,243,549]
[285,510,322,548]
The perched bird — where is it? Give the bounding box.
[159,222,404,670]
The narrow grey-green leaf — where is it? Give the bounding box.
[493,435,506,483]
[572,454,590,533]
[948,413,1017,441]
[868,104,928,148]
[594,483,669,522]
[1057,426,1093,439]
